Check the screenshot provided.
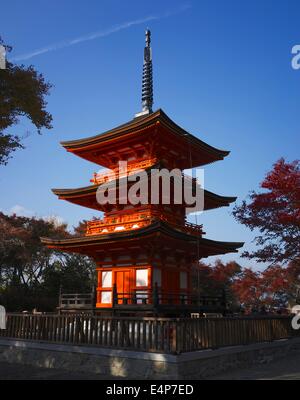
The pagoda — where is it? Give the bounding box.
[41,30,243,315]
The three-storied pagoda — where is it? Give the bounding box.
[42,30,243,315]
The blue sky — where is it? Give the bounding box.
[1,0,300,269]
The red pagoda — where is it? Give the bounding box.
[41,30,243,315]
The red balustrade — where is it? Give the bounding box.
[90,158,158,185]
[86,211,203,237]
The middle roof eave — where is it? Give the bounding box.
[51,183,237,211]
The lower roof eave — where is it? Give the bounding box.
[41,221,244,257]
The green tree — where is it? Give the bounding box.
[0,37,52,165]
[42,253,96,297]
[0,212,68,288]
[0,213,96,311]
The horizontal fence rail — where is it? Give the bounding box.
[0,314,298,354]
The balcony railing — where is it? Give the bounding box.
[86,212,154,235]
[112,289,224,309]
[86,211,203,236]
[90,158,158,185]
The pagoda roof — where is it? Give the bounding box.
[60,109,229,167]
[41,220,243,259]
[51,183,236,212]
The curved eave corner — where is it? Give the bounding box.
[59,110,157,150]
[51,187,95,197]
[204,190,237,209]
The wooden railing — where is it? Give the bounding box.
[0,314,298,354]
[59,293,94,310]
[86,212,203,236]
[113,289,223,309]
[86,212,153,235]
[90,158,158,185]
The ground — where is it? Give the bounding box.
[208,352,300,380]
[1,353,300,380]
[0,362,121,380]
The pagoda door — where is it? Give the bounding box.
[115,270,131,304]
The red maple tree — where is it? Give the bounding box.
[231,265,295,311]
[233,158,300,264]
[196,259,300,312]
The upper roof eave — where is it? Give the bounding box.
[60,108,230,158]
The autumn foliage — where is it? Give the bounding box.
[233,158,300,264]
[196,259,300,313]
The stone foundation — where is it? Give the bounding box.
[0,337,300,379]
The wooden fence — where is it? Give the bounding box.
[0,313,298,354]
[59,293,94,310]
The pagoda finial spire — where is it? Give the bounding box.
[135,29,153,118]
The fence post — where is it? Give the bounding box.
[74,316,81,343]
[153,282,159,311]
[58,285,62,315]
[92,285,97,316]
[170,319,178,354]
[112,284,117,307]
[221,288,227,315]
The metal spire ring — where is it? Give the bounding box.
[135,29,153,117]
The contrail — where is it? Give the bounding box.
[11,4,191,62]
